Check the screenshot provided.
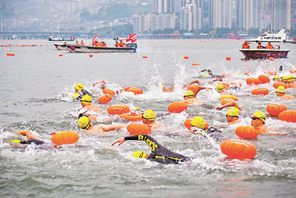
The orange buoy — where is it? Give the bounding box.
[226,56,231,61]
[125,87,144,95]
[102,88,115,97]
[192,63,200,66]
[120,113,142,122]
[89,54,93,57]
[219,95,238,101]
[253,78,261,85]
[187,84,202,95]
[51,131,79,146]
[266,103,288,117]
[251,88,269,95]
[142,55,148,59]
[167,101,188,113]
[98,94,112,104]
[183,56,189,60]
[107,104,130,115]
[273,82,287,89]
[235,126,259,140]
[245,77,255,85]
[258,75,270,84]
[264,70,277,75]
[6,53,15,56]
[278,110,296,123]
[184,119,192,129]
[127,123,151,135]
[220,139,256,160]
[290,70,296,74]
[58,54,63,57]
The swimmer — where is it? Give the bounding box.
[183,90,214,109]
[251,111,286,135]
[12,130,45,145]
[112,134,190,164]
[225,107,240,125]
[215,99,241,110]
[275,86,295,100]
[142,109,160,130]
[77,116,125,135]
[72,83,91,100]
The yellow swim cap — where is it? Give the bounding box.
[215,84,224,93]
[191,116,206,129]
[77,116,91,129]
[81,94,92,104]
[142,109,156,121]
[132,151,148,159]
[252,111,266,122]
[276,86,285,94]
[72,92,81,99]
[273,75,280,81]
[281,75,295,83]
[75,83,84,91]
[227,107,240,117]
[184,90,195,97]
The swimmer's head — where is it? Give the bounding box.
[80,94,92,105]
[215,83,224,93]
[77,116,91,129]
[252,111,266,123]
[191,116,206,130]
[142,109,156,121]
[184,90,195,98]
[226,107,240,117]
[75,83,84,91]
[276,86,285,95]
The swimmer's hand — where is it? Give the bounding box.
[215,106,223,110]
[112,138,125,146]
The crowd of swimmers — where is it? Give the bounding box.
[11,65,295,164]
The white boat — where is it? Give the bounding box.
[246,28,288,43]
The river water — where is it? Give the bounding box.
[0,39,296,198]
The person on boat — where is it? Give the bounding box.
[242,41,250,49]
[188,116,222,140]
[118,40,126,48]
[72,83,91,100]
[77,115,125,135]
[257,42,264,49]
[76,40,79,45]
[275,86,295,100]
[142,109,160,130]
[101,41,107,47]
[225,107,240,125]
[115,40,120,47]
[80,40,85,46]
[266,41,274,49]
[112,134,190,164]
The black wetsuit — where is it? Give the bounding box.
[124,135,190,164]
[20,139,45,145]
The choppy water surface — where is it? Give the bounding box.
[0,39,296,197]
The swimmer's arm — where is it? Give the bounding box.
[215,101,241,110]
[100,124,125,132]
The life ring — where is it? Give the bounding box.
[98,94,112,104]
[219,95,238,101]
[220,139,256,160]
[125,87,143,95]
[258,75,270,84]
[235,126,259,140]
[102,88,115,97]
[278,110,296,123]
[167,101,188,113]
[107,104,130,115]
[120,113,142,121]
[266,103,287,117]
[127,123,151,135]
[251,88,269,95]
[51,131,79,146]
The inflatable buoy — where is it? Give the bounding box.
[226,56,231,61]
[127,123,151,135]
[266,103,287,117]
[167,102,188,113]
[246,77,255,85]
[235,126,259,140]
[120,113,142,121]
[142,55,148,59]
[192,63,200,66]
[258,75,270,84]
[107,104,130,115]
[219,95,238,101]
[102,88,115,97]
[183,56,189,60]
[290,70,296,74]
[51,131,79,146]
[253,78,261,85]
[251,88,269,95]
[6,53,15,56]
[220,139,256,160]
[58,54,63,57]
[98,94,112,104]
[278,110,296,123]
[125,87,144,95]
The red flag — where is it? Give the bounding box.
[126,33,137,43]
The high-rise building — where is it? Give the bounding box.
[237,0,262,31]
[180,0,202,31]
[154,0,175,13]
[211,0,232,29]
[272,0,291,31]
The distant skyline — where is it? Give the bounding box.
[0,0,295,37]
